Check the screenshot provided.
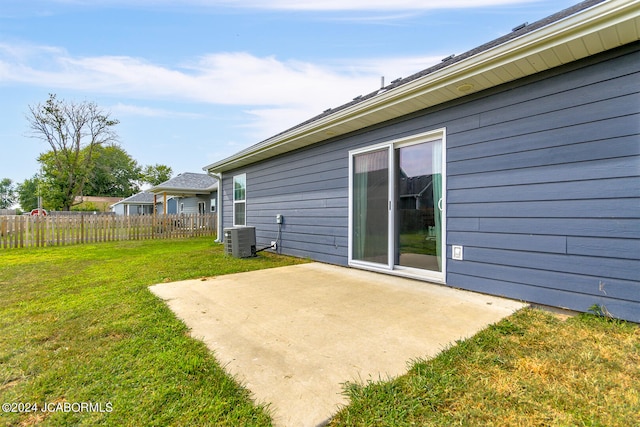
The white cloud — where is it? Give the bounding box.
[0,41,433,106]
[213,0,536,11]
[0,41,445,142]
[48,0,535,11]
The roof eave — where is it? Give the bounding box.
[204,0,639,174]
[149,184,218,196]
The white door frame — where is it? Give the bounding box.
[348,128,447,283]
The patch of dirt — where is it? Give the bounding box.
[0,378,21,391]
[531,304,577,322]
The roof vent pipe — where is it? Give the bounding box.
[381,76,385,88]
[512,22,528,32]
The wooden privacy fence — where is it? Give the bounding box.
[0,214,217,249]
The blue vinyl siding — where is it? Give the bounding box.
[177,194,215,214]
[445,43,640,322]
[221,43,640,321]
[222,140,349,265]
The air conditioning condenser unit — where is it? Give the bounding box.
[224,226,256,258]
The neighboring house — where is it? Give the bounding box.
[111,192,155,215]
[203,0,639,322]
[150,172,218,215]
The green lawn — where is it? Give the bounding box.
[330,309,640,427]
[1,238,638,426]
[0,238,305,426]
[398,232,437,256]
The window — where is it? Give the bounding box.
[233,174,246,226]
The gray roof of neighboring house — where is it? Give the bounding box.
[112,192,155,206]
[150,172,218,196]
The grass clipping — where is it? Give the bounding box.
[332,308,640,427]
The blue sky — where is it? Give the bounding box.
[1,0,578,186]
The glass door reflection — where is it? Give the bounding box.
[395,140,442,272]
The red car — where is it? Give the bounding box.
[30,208,48,216]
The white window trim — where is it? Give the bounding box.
[348,128,447,284]
[233,173,247,226]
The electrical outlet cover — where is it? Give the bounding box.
[452,245,463,260]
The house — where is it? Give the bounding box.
[149,172,218,215]
[203,0,640,322]
[110,174,218,216]
[111,192,155,215]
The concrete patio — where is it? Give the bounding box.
[150,262,526,427]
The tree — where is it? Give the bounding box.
[141,164,173,186]
[0,178,15,209]
[85,145,141,197]
[27,94,119,210]
[36,145,172,209]
[15,176,39,211]
[36,151,70,210]
[38,145,141,208]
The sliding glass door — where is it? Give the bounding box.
[349,130,445,281]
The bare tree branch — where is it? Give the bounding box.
[27,94,120,210]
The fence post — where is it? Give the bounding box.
[25,216,30,248]
[1,217,5,249]
[11,217,16,248]
[39,216,43,246]
[45,216,50,246]
[35,216,40,247]
[31,216,36,248]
